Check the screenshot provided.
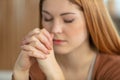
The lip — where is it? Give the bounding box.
[53,39,66,45]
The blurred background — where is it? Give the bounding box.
[105,0,120,34]
[0,0,120,80]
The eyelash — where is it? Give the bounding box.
[44,18,53,22]
[44,18,74,23]
[64,19,74,23]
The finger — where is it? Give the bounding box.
[22,36,37,45]
[28,28,40,37]
[30,41,50,54]
[36,33,52,50]
[24,28,40,40]
[42,29,52,43]
[22,36,49,54]
[21,45,47,59]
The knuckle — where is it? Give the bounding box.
[42,28,45,32]
[33,28,40,33]
[27,45,32,50]
[31,36,36,41]
[43,28,48,33]
[34,41,38,46]
[31,41,39,48]
[41,29,45,33]
[34,28,40,31]
[36,33,42,40]
[24,45,32,50]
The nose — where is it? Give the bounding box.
[51,20,63,34]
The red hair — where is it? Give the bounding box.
[39,0,120,54]
[71,0,120,54]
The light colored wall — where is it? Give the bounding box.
[0,70,12,80]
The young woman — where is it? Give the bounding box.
[13,0,120,80]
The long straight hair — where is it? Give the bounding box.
[69,0,120,54]
[39,0,120,54]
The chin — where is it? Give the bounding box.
[53,47,71,55]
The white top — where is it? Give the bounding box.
[87,54,97,80]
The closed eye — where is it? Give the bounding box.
[44,18,53,22]
[64,19,75,23]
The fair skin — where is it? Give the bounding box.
[13,0,96,80]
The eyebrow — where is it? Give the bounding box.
[42,10,76,16]
[60,12,76,16]
[42,10,52,16]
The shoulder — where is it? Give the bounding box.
[92,53,120,80]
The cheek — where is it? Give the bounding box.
[66,24,88,43]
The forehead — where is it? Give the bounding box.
[42,0,80,14]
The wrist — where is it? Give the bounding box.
[47,73,65,80]
[45,63,65,80]
[46,71,65,80]
[47,75,65,80]
[13,69,29,80]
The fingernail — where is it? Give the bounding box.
[47,43,52,50]
[49,46,52,50]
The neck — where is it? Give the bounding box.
[55,41,97,72]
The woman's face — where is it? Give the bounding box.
[42,0,89,54]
